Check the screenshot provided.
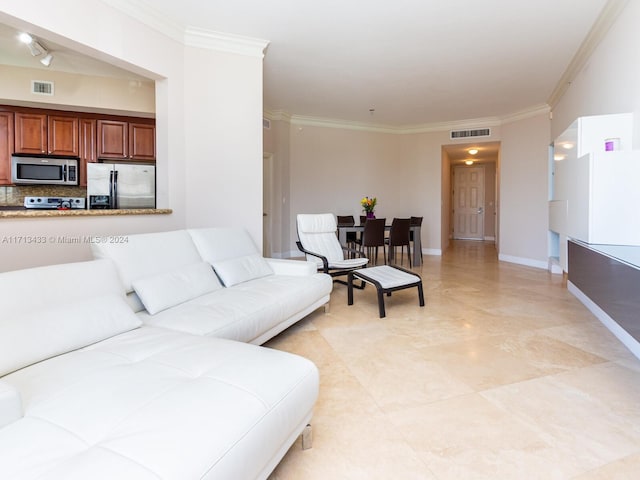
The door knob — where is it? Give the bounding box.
[478,207,484,214]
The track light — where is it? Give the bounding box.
[18,32,33,44]
[40,53,53,67]
[18,32,53,66]
[28,42,45,56]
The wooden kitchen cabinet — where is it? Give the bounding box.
[14,112,46,155]
[129,123,156,161]
[0,111,14,185]
[79,118,97,187]
[98,120,155,161]
[48,116,79,156]
[97,119,128,159]
[14,112,78,156]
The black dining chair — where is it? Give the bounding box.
[337,215,357,255]
[410,216,423,263]
[359,218,386,265]
[386,218,411,267]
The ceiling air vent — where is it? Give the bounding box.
[450,128,490,139]
[31,80,54,96]
[262,118,271,129]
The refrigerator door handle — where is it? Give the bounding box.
[112,170,119,209]
[109,170,115,209]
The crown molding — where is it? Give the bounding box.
[265,105,550,135]
[101,0,269,57]
[289,115,405,134]
[264,110,292,122]
[184,27,269,58]
[100,0,185,43]
[499,104,550,124]
[547,0,630,108]
[287,113,503,135]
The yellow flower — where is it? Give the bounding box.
[360,196,377,212]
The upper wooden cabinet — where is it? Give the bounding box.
[0,111,14,185]
[97,120,128,159]
[48,116,80,157]
[98,120,155,161]
[14,112,79,157]
[129,123,156,161]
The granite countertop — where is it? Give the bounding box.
[0,208,173,218]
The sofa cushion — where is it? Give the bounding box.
[188,227,260,263]
[211,254,274,287]
[0,259,125,315]
[91,230,202,293]
[0,294,141,377]
[132,262,223,315]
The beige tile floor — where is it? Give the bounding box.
[265,240,640,479]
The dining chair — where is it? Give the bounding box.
[296,213,368,287]
[359,215,367,225]
[410,216,423,262]
[386,218,412,267]
[359,218,386,266]
[337,215,357,255]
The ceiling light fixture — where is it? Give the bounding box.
[465,160,474,165]
[40,53,54,67]
[468,148,478,155]
[19,32,48,57]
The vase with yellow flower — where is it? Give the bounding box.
[361,196,377,219]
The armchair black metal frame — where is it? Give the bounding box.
[295,241,366,288]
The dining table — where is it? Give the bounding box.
[337,223,422,267]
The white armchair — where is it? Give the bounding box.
[296,213,368,286]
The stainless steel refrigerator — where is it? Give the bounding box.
[87,163,155,209]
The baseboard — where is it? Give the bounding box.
[568,281,640,360]
[484,236,496,241]
[498,253,548,270]
[422,248,442,256]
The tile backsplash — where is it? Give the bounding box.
[0,185,87,207]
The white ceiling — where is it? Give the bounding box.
[142,0,609,127]
[0,0,610,133]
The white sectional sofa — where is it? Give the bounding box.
[91,227,332,345]
[0,227,332,479]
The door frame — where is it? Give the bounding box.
[262,152,273,258]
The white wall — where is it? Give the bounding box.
[0,1,265,271]
[0,65,155,115]
[551,1,640,143]
[498,112,550,268]
[182,46,264,244]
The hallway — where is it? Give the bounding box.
[267,241,640,479]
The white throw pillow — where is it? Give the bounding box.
[132,262,223,315]
[0,294,141,377]
[211,254,274,287]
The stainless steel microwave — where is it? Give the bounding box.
[11,156,79,185]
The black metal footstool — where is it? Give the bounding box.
[347,265,425,318]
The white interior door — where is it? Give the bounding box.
[453,165,485,240]
[262,153,273,257]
